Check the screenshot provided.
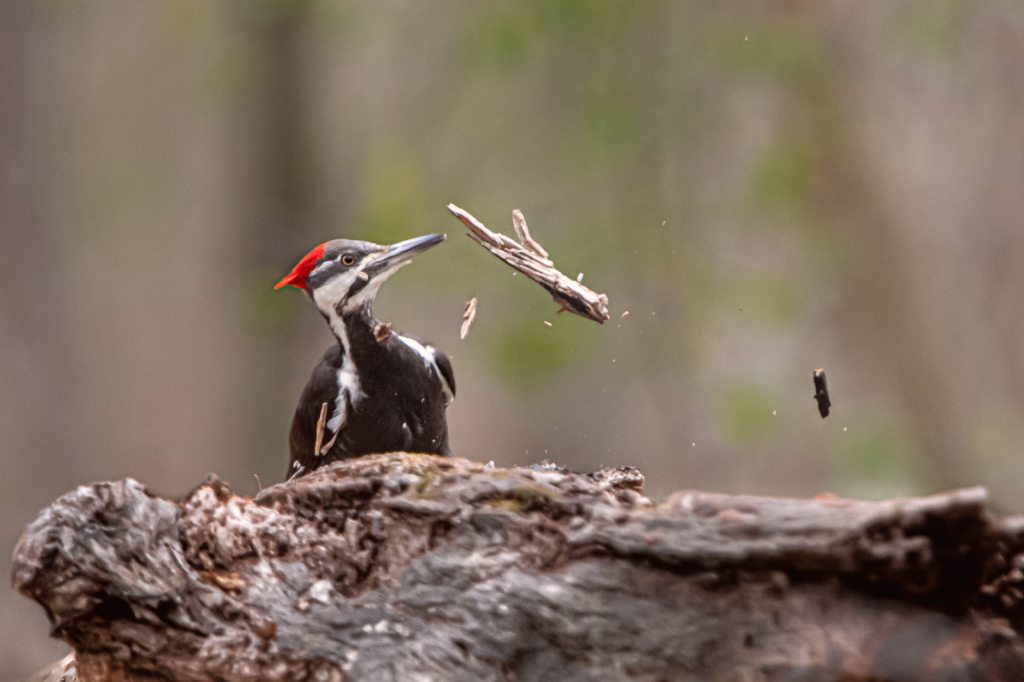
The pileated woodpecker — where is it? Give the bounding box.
[275,234,454,478]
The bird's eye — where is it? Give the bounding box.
[341,254,355,266]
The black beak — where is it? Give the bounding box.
[364,233,446,279]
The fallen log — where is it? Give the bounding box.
[12,454,1024,681]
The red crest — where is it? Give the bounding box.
[274,243,328,290]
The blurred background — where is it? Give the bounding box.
[3,0,1024,676]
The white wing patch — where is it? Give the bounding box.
[397,334,454,405]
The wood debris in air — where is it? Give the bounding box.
[813,369,831,418]
[374,322,393,343]
[461,297,477,339]
[447,204,611,323]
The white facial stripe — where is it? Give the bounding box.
[342,260,410,312]
[310,252,424,436]
[397,334,454,405]
[312,266,368,434]
[312,251,409,314]
[312,267,361,317]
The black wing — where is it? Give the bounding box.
[288,345,343,477]
[399,333,456,401]
[434,348,455,400]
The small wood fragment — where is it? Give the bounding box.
[813,369,831,418]
[314,402,328,458]
[544,321,552,326]
[212,573,245,591]
[375,322,393,343]
[448,204,610,323]
[577,272,584,283]
[254,474,263,493]
[621,311,629,317]
[320,433,338,456]
[461,298,477,339]
[357,271,370,281]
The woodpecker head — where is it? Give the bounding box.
[275,234,445,318]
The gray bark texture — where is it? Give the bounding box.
[12,453,1024,682]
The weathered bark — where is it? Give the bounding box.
[12,453,1024,681]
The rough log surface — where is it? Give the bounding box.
[12,453,1024,681]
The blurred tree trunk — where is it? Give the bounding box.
[0,0,76,670]
[240,2,321,483]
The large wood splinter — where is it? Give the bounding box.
[448,204,611,323]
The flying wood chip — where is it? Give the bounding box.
[447,204,611,324]
[374,322,393,343]
[813,369,831,418]
[461,297,477,339]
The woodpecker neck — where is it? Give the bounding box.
[336,301,376,341]
[314,298,375,348]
